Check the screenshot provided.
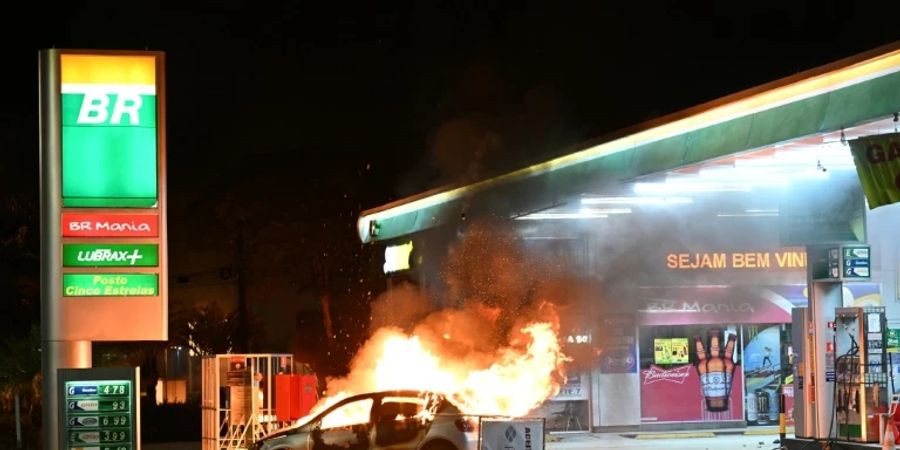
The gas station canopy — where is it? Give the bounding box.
[357,41,900,244]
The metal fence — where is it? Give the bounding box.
[201,354,298,450]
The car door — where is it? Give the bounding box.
[371,395,430,450]
[311,397,375,450]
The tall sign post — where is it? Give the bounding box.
[40,49,167,450]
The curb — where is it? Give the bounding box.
[632,432,716,439]
[743,427,794,436]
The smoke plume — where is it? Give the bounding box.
[316,219,575,417]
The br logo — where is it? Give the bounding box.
[77,93,143,125]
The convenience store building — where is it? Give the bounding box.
[358,42,900,431]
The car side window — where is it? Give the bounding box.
[374,398,426,446]
[311,398,375,450]
[320,398,374,430]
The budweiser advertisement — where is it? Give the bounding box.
[62,212,159,237]
[640,328,743,422]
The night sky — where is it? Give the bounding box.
[1,2,899,368]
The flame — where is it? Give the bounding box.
[374,335,458,393]
[453,322,564,416]
[304,316,568,428]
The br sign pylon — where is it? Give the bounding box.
[40,48,168,450]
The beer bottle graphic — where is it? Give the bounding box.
[694,329,737,412]
[694,335,707,377]
[723,333,737,391]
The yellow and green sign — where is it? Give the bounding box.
[63,274,158,297]
[654,338,689,364]
[61,54,158,207]
[849,132,900,209]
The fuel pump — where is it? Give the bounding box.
[799,244,872,441]
[833,306,888,443]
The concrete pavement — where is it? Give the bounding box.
[145,442,201,450]
[547,432,784,450]
[143,430,788,450]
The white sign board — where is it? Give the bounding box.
[480,418,545,450]
[552,373,588,401]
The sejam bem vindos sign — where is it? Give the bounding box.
[45,50,168,341]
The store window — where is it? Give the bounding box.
[639,325,743,423]
[743,323,791,426]
[534,373,590,432]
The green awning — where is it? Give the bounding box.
[358,42,900,243]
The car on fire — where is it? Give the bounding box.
[249,390,479,450]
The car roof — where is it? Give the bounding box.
[263,390,449,441]
[317,390,443,414]
[344,389,436,400]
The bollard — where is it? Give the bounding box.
[884,413,897,450]
[779,389,787,449]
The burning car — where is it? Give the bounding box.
[250,390,478,450]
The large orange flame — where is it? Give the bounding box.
[305,315,568,428]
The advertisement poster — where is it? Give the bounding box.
[742,325,787,425]
[654,338,689,365]
[641,329,743,422]
[553,374,588,401]
[598,315,637,373]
